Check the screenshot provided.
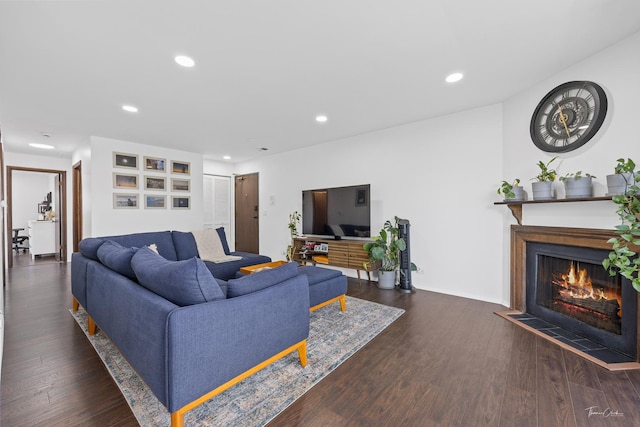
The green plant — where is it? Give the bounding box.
[603,160,640,292]
[497,178,521,199]
[532,156,558,182]
[559,171,596,182]
[288,211,301,237]
[363,216,417,272]
[614,158,636,174]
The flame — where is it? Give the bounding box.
[552,262,621,304]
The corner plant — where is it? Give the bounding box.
[286,211,301,261]
[532,156,558,182]
[497,178,521,199]
[363,216,417,273]
[603,162,640,292]
[559,171,596,181]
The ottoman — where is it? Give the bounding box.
[297,266,348,312]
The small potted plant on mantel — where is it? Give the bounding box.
[363,216,415,290]
[531,156,557,200]
[497,178,525,201]
[607,158,637,196]
[559,171,596,198]
[603,159,640,292]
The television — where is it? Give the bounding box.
[302,184,370,239]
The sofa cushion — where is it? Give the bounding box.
[226,262,298,298]
[109,231,178,261]
[216,227,231,255]
[96,240,138,280]
[171,230,199,260]
[131,246,225,306]
[78,237,105,261]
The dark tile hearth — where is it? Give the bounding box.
[508,313,635,364]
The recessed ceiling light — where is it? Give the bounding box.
[175,55,195,68]
[29,143,54,150]
[223,155,231,160]
[122,105,139,113]
[315,115,328,123]
[445,72,464,83]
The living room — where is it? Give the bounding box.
[3,2,640,426]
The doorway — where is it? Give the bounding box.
[6,167,67,268]
[234,173,259,253]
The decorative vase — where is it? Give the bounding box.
[531,181,554,200]
[606,173,634,196]
[563,177,593,198]
[377,270,396,289]
[504,186,525,202]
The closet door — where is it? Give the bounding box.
[203,175,232,248]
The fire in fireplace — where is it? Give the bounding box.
[526,242,637,359]
[538,256,622,335]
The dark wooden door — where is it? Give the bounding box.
[234,173,259,253]
[72,161,83,252]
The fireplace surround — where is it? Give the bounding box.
[504,225,640,369]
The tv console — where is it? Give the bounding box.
[291,237,377,284]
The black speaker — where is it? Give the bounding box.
[397,218,415,293]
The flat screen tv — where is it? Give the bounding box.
[302,184,370,239]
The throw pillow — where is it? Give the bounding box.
[96,240,138,280]
[226,262,298,298]
[216,227,231,255]
[78,237,105,260]
[131,246,225,306]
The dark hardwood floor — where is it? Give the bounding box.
[2,263,640,426]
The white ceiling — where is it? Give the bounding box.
[1,0,640,162]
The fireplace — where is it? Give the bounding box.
[505,225,640,368]
[526,242,636,358]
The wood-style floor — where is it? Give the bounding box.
[2,263,640,426]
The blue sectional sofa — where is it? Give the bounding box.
[71,229,310,427]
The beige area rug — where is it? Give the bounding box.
[71,296,404,426]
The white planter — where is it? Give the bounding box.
[377,270,396,289]
[531,181,554,200]
[563,176,593,198]
[606,173,634,196]
[504,186,525,202]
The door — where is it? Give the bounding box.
[72,161,82,252]
[234,173,259,253]
[203,174,232,243]
[54,173,65,261]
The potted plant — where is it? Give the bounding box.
[559,171,596,198]
[363,216,412,289]
[497,178,525,201]
[531,156,557,200]
[607,158,636,196]
[286,211,301,261]
[603,167,640,292]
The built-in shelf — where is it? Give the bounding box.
[494,196,613,225]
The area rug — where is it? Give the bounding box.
[70,296,404,426]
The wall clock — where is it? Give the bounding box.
[530,80,607,153]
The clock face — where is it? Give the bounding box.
[530,81,607,153]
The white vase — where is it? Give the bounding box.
[563,177,593,198]
[531,181,554,200]
[377,270,396,289]
[606,173,634,196]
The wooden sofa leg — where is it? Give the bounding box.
[72,297,79,312]
[298,340,307,367]
[339,294,346,312]
[87,316,97,335]
[171,410,185,427]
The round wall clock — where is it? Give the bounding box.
[530,80,607,153]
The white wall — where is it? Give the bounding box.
[501,31,640,299]
[11,170,55,230]
[235,104,506,304]
[71,143,92,239]
[88,137,204,236]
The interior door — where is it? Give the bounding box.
[54,173,64,261]
[234,173,259,253]
[203,174,232,244]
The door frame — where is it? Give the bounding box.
[72,161,82,252]
[6,166,68,268]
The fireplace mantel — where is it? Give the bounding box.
[509,225,640,365]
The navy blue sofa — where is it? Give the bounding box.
[71,229,309,426]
